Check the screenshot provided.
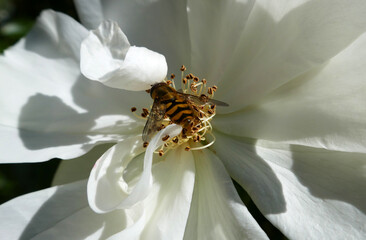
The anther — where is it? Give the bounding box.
[180,65,186,71]
[193,77,199,82]
[202,79,207,84]
[166,80,172,85]
[131,107,137,112]
[143,108,149,115]
[208,109,214,115]
[172,137,179,143]
[141,113,147,118]
[185,146,191,151]
[208,87,213,95]
[158,150,164,156]
[190,83,197,92]
[210,104,216,110]
[143,142,149,148]
[212,85,218,91]
[162,135,170,141]
[183,78,188,84]
[170,74,175,79]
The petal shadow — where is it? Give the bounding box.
[291,145,366,214]
[213,132,287,215]
[19,181,129,240]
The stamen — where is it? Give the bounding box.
[189,131,216,150]
[190,83,197,92]
[158,149,164,156]
[142,108,149,115]
[208,87,213,95]
[131,107,147,120]
[162,135,170,141]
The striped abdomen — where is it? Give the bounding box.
[165,98,195,124]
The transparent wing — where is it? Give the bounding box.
[142,99,166,142]
[177,92,229,107]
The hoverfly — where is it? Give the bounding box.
[142,82,229,143]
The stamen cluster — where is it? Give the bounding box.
[132,65,219,156]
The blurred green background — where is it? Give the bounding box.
[0,0,287,238]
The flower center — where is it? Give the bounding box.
[132,65,224,156]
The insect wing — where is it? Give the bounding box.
[142,99,166,142]
[177,92,229,107]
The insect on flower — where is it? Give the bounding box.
[137,66,229,154]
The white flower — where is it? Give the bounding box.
[1,0,366,239]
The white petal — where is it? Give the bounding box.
[214,132,366,239]
[52,144,114,186]
[88,124,182,213]
[186,0,255,84]
[138,145,195,240]
[87,136,144,213]
[74,0,191,72]
[0,181,138,239]
[1,145,195,239]
[80,20,130,81]
[81,20,168,91]
[201,0,366,113]
[90,142,195,240]
[184,148,268,240]
[0,10,148,163]
[215,33,366,153]
[74,0,103,29]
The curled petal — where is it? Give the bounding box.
[88,124,182,213]
[74,0,191,70]
[81,20,168,91]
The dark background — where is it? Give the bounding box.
[0,1,286,238]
